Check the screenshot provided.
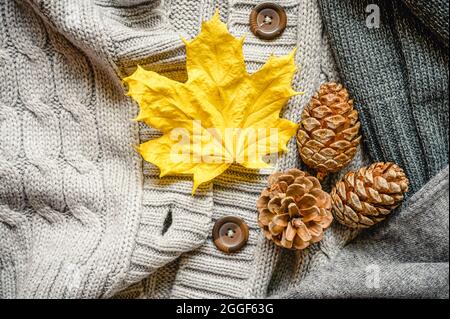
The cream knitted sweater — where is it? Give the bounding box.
[0,0,364,298]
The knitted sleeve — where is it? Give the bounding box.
[25,0,186,80]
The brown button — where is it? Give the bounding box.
[212,216,249,253]
[249,3,287,40]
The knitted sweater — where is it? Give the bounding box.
[0,0,447,299]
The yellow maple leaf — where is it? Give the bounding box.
[123,11,301,194]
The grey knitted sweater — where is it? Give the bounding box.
[0,0,448,299]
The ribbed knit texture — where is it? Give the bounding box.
[318,0,449,193]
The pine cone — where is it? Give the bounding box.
[331,162,409,229]
[297,83,361,180]
[256,168,333,250]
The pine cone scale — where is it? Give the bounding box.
[259,209,273,225]
[303,118,321,130]
[325,115,346,129]
[294,221,311,242]
[285,223,296,241]
[319,147,337,157]
[300,205,320,216]
[288,203,300,217]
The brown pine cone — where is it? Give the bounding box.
[331,162,409,229]
[256,168,333,250]
[297,83,361,180]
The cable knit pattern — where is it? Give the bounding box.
[10,1,64,224]
[0,0,143,298]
